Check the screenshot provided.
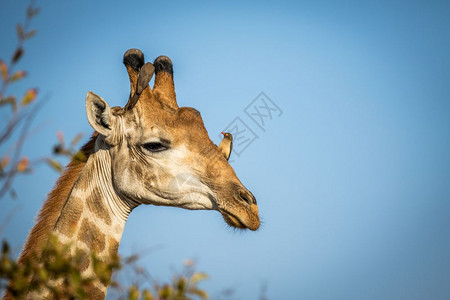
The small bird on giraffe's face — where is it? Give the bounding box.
[218,131,233,161]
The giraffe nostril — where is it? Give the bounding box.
[239,189,257,206]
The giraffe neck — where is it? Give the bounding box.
[48,140,135,298]
[54,143,132,245]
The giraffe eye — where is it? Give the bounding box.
[143,142,168,153]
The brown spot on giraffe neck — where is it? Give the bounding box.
[78,218,106,253]
[75,248,90,272]
[108,237,120,258]
[86,187,112,225]
[55,197,84,238]
[86,283,106,299]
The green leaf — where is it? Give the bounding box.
[142,290,154,300]
[190,272,209,285]
[127,285,139,300]
[158,284,172,298]
[45,158,63,172]
[37,267,48,281]
[176,276,187,293]
[188,287,209,300]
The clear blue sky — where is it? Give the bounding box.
[1,0,450,299]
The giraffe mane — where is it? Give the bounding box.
[18,132,98,262]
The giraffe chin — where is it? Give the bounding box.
[220,205,260,231]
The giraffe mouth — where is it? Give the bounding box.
[221,210,247,229]
[219,207,260,231]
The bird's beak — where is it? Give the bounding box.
[221,132,225,135]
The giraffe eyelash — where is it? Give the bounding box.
[142,142,169,153]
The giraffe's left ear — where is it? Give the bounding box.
[86,91,116,137]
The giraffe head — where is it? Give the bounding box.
[85,49,260,230]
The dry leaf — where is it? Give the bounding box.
[9,70,27,82]
[16,24,24,40]
[57,131,65,145]
[12,47,23,63]
[27,6,40,18]
[25,29,37,39]
[0,96,17,112]
[0,60,7,81]
[70,133,83,147]
[17,157,29,172]
[0,156,10,170]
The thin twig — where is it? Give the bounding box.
[0,204,21,234]
[0,99,46,199]
[0,110,27,145]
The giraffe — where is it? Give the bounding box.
[3,49,260,299]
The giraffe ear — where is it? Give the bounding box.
[86,91,115,137]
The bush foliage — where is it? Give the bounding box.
[0,236,209,299]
